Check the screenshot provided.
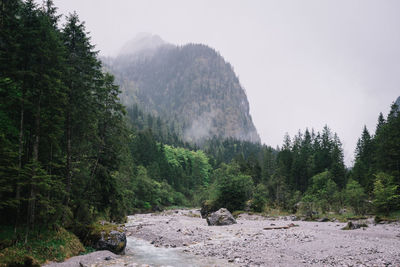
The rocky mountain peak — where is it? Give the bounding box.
[118,33,167,57]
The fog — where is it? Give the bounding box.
[53,0,400,166]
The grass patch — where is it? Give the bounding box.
[263,207,291,217]
[0,226,84,267]
[375,211,400,223]
[183,211,201,218]
[231,210,246,218]
[231,210,273,218]
[164,205,192,210]
[80,246,96,255]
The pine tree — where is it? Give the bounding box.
[61,12,102,222]
[352,126,374,191]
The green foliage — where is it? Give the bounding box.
[372,172,399,215]
[265,173,292,210]
[251,184,268,212]
[344,179,367,215]
[352,126,374,192]
[0,0,130,231]
[0,226,84,266]
[275,126,346,199]
[163,144,211,190]
[302,171,339,213]
[211,163,254,212]
[374,103,400,181]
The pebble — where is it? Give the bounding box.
[126,210,400,267]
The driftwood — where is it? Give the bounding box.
[263,223,299,230]
[126,223,155,228]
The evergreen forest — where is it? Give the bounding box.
[0,1,399,265]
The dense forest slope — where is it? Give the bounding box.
[104,34,260,143]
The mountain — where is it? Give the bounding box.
[118,33,168,57]
[395,96,400,109]
[104,34,260,143]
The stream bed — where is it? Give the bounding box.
[124,236,233,267]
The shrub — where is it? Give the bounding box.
[0,226,84,266]
[344,179,367,215]
[302,171,338,213]
[251,184,268,212]
[372,172,399,215]
[213,163,254,212]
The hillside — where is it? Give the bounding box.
[104,34,260,144]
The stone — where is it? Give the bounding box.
[318,217,330,222]
[206,208,237,226]
[341,221,368,230]
[338,208,347,215]
[95,230,127,254]
[152,205,163,212]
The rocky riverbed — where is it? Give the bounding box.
[45,210,400,266]
[126,209,400,266]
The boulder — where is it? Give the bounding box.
[95,230,126,254]
[152,205,163,212]
[206,208,237,226]
[341,221,368,230]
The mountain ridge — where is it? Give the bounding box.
[104,34,261,144]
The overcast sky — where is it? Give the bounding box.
[53,0,400,166]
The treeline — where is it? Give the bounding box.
[351,103,400,214]
[202,126,347,213]
[126,103,193,149]
[203,104,400,216]
[128,129,211,209]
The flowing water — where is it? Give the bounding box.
[124,236,232,267]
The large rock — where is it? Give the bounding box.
[341,221,368,230]
[95,230,126,254]
[206,208,237,226]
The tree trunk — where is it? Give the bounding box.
[14,90,24,234]
[62,110,72,225]
[25,89,41,243]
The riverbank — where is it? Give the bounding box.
[40,209,400,266]
[127,209,400,266]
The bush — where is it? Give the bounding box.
[251,184,268,212]
[212,163,254,212]
[344,179,367,215]
[372,172,399,215]
[302,171,338,213]
[0,226,84,266]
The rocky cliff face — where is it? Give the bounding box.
[104,34,260,143]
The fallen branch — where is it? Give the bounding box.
[263,223,299,230]
[126,223,155,228]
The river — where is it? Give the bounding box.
[124,236,232,267]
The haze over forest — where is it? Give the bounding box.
[53,0,400,166]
